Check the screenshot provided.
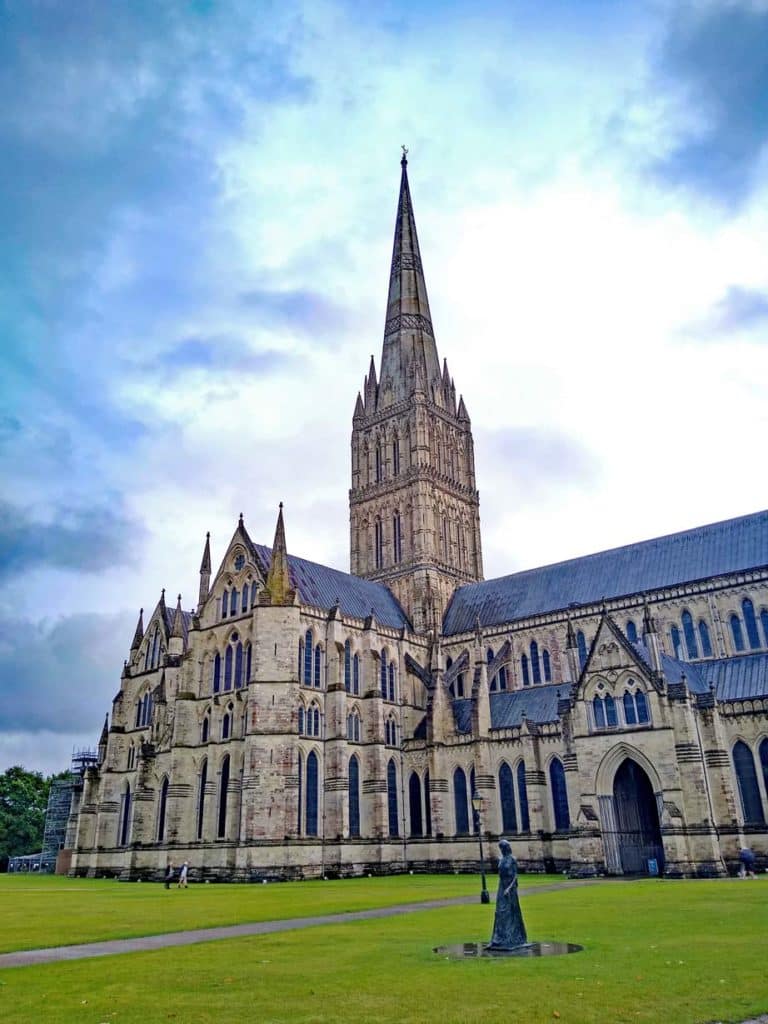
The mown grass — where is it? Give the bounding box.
[0,879,766,1024]
[0,872,558,953]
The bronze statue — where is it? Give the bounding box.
[487,839,527,949]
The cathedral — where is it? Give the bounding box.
[67,156,768,881]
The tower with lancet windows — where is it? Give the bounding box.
[349,151,483,631]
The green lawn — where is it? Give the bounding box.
[1,878,765,1024]
[0,872,558,953]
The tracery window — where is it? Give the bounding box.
[622,687,649,726]
[347,710,361,742]
[698,620,713,657]
[592,685,617,730]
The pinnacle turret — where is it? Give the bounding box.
[130,608,144,652]
[198,532,212,609]
[261,503,296,606]
[171,594,185,639]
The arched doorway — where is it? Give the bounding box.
[612,759,664,874]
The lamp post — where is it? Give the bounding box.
[471,790,490,904]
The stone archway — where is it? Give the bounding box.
[604,759,664,875]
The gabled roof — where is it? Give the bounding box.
[252,545,411,630]
[443,510,768,635]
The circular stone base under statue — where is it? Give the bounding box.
[434,941,584,959]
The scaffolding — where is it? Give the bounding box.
[39,748,98,872]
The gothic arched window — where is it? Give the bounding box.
[549,758,570,831]
[387,759,399,837]
[530,641,541,685]
[577,630,588,670]
[392,437,400,476]
[306,752,319,836]
[234,641,243,688]
[349,755,361,837]
[221,590,229,619]
[730,615,745,652]
[380,650,388,698]
[542,649,551,682]
[222,710,231,741]
[344,640,351,692]
[733,741,765,824]
[393,511,402,563]
[453,767,469,835]
[217,755,230,839]
[197,760,207,840]
[388,663,396,702]
[409,772,423,837]
[374,520,383,569]
[245,643,252,683]
[157,776,169,842]
[314,644,322,688]
[743,598,760,649]
[231,588,238,617]
[499,762,517,833]
[303,630,313,685]
[682,611,698,659]
[201,713,210,744]
[698,620,713,657]
[424,771,432,836]
[521,654,530,686]
[224,645,233,691]
[119,783,132,846]
[517,761,530,832]
[626,620,638,643]
[375,444,383,483]
[761,609,768,647]
[353,653,361,695]
[670,625,682,658]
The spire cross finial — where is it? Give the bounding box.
[401,145,408,166]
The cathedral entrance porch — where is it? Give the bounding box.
[599,757,664,876]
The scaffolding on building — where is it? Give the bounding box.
[39,748,98,872]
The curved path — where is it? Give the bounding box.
[0,879,603,969]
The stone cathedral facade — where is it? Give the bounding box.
[68,157,768,881]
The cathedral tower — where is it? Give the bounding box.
[350,153,483,632]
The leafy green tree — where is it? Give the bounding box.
[0,766,52,870]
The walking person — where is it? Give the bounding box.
[177,861,189,888]
[739,847,757,878]
[164,862,175,889]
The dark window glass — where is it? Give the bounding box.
[353,653,360,695]
[670,625,682,658]
[224,645,233,691]
[380,650,388,698]
[234,642,243,688]
[306,752,319,836]
[157,777,169,841]
[499,762,517,833]
[217,756,230,838]
[549,758,570,831]
[245,643,252,683]
[222,713,230,740]
[314,645,322,687]
[222,591,228,618]
[119,784,132,846]
[542,650,551,682]
[733,741,765,824]
[593,696,606,728]
[349,756,360,837]
[636,690,649,723]
[231,588,238,616]
[453,767,469,835]
[577,631,587,670]
[623,691,637,725]
[197,761,207,839]
[698,620,713,657]
[409,772,423,837]
[297,754,303,834]
[730,615,745,652]
[743,599,760,649]
[344,640,351,691]
[626,620,638,643]
[202,717,209,743]
[304,631,313,684]
[241,587,248,614]
[761,609,768,647]
[517,762,530,831]
[530,641,541,684]
[759,738,768,807]
[424,771,432,836]
[388,663,395,702]
[605,694,618,727]
[387,759,399,836]
[298,706,304,734]
[682,611,698,659]
[521,654,530,686]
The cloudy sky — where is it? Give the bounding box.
[2,0,767,775]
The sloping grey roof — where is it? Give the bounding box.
[252,545,411,631]
[704,653,768,701]
[451,683,564,733]
[443,511,767,635]
[491,685,563,728]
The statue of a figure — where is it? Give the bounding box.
[487,839,527,949]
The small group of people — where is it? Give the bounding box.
[163,861,189,889]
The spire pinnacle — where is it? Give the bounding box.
[171,594,184,638]
[130,608,144,651]
[200,532,211,575]
[379,155,440,402]
[261,503,295,606]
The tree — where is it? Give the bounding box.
[0,766,52,870]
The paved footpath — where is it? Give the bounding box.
[0,879,602,969]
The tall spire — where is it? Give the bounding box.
[379,149,441,402]
[198,531,212,609]
[261,503,296,606]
